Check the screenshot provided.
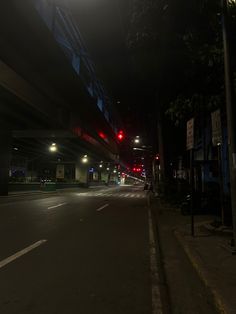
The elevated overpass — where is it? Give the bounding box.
[0,0,123,195]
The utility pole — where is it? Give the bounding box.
[157,104,165,184]
[222,0,236,250]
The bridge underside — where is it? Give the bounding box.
[0,1,120,195]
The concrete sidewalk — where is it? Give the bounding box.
[153,199,236,314]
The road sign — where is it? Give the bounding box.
[186,118,194,150]
[211,109,222,146]
[56,164,64,179]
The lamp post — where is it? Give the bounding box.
[81,155,89,187]
[222,0,236,250]
[132,146,157,189]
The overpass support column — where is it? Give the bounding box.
[75,163,89,187]
[0,131,11,196]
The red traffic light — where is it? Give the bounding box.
[132,167,141,172]
[117,130,124,141]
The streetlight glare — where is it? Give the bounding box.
[82,155,88,163]
[49,143,57,152]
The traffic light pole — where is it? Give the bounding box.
[190,149,195,237]
[222,0,236,250]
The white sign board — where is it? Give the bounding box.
[211,109,222,146]
[186,118,194,150]
[56,164,64,179]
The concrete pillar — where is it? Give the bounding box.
[0,131,11,196]
[75,163,88,186]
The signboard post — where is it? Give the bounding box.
[187,118,195,236]
[211,109,222,146]
[211,109,224,225]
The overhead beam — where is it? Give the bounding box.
[0,60,56,121]
[12,130,77,138]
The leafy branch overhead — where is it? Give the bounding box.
[126,0,236,124]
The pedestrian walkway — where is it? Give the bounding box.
[77,191,146,199]
[152,199,236,314]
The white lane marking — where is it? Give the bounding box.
[0,240,47,269]
[48,202,67,209]
[96,204,109,212]
[148,209,163,314]
[124,194,129,197]
[130,194,135,198]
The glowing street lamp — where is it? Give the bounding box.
[49,143,57,152]
[82,155,88,163]
[134,136,140,144]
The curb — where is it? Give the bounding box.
[202,223,233,237]
[174,230,228,314]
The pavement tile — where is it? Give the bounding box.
[165,204,236,314]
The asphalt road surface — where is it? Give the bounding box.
[0,185,158,314]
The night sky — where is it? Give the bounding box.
[64,0,193,163]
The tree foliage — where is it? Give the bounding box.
[126,0,236,125]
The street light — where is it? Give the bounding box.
[81,155,88,163]
[134,136,140,144]
[49,143,57,152]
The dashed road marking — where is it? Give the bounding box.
[48,202,67,209]
[0,240,47,269]
[96,204,109,212]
